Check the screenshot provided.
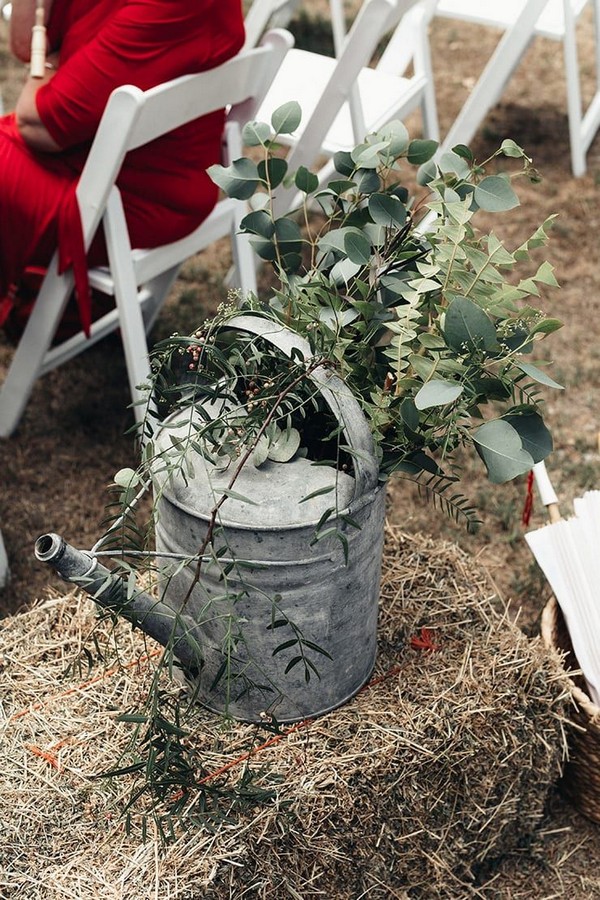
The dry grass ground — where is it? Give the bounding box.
[1,4,600,896]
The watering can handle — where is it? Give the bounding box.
[227,315,380,498]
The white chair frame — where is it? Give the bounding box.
[433,0,600,177]
[0,29,293,438]
[243,0,301,50]
[255,0,439,217]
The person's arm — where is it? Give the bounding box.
[15,51,61,152]
[34,0,234,152]
[10,0,54,62]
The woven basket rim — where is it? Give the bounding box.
[541,596,600,719]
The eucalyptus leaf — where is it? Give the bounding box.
[318,306,360,328]
[351,141,389,168]
[222,487,259,503]
[415,379,463,410]
[376,119,409,156]
[258,157,288,189]
[245,436,269,467]
[443,296,498,352]
[332,150,355,176]
[344,229,372,265]
[438,150,471,178]
[474,175,519,212]
[503,411,552,463]
[267,427,301,462]
[500,138,526,159]
[530,318,563,336]
[330,256,362,284]
[400,398,419,431]
[207,158,259,200]
[407,139,438,165]
[241,120,271,146]
[240,209,274,239]
[473,420,534,483]
[326,179,358,196]
[249,235,278,261]
[368,193,407,227]
[418,333,446,350]
[295,165,319,194]
[354,168,381,194]
[451,144,474,162]
[317,229,349,255]
[532,260,559,286]
[274,217,303,254]
[114,468,142,488]
[416,158,437,186]
[516,361,564,390]
[271,101,302,135]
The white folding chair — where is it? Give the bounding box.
[0,29,293,438]
[243,0,301,50]
[255,0,440,216]
[434,0,600,177]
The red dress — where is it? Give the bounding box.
[0,0,245,335]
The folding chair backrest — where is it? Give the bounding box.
[75,32,292,255]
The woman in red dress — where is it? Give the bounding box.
[0,0,245,336]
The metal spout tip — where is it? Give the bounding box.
[35,533,66,563]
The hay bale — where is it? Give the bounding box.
[0,528,569,899]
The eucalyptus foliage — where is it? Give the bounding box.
[205,102,561,501]
[82,107,565,830]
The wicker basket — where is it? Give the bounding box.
[541,597,600,823]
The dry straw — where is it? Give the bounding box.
[1,527,572,899]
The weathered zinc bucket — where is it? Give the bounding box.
[152,315,386,723]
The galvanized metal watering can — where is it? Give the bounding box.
[36,316,386,724]
[152,316,386,722]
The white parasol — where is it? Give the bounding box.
[525,460,600,705]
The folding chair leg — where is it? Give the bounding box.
[562,0,587,177]
[0,258,74,438]
[439,0,547,153]
[563,0,600,177]
[223,121,257,297]
[415,14,439,142]
[103,190,154,427]
[141,266,181,334]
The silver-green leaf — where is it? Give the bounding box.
[271,101,302,135]
[473,420,534,483]
[473,175,519,212]
[414,379,463,410]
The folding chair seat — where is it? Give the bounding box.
[434,0,600,177]
[255,0,439,216]
[0,29,293,438]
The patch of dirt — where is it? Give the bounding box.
[1,8,600,895]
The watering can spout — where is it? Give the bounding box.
[34,533,203,675]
